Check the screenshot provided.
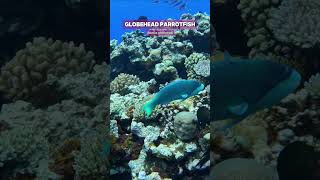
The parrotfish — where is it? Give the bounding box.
[212,52,301,128]
[143,79,204,117]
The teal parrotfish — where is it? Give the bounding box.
[212,52,301,128]
[143,79,204,117]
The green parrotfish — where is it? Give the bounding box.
[212,52,301,128]
[143,79,204,117]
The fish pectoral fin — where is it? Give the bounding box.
[228,102,248,116]
[181,94,188,99]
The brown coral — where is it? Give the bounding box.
[49,138,81,178]
[0,37,95,102]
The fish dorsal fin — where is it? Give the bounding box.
[181,94,188,99]
[228,102,248,116]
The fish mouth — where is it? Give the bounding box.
[194,84,205,94]
[289,70,301,89]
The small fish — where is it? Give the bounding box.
[143,79,204,117]
[178,3,186,10]
[138,16,148,21]
[212,52,301,129]
[152,0,188,10]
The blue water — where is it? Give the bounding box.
[110,0,210,42]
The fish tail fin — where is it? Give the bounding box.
[143,100,155,118]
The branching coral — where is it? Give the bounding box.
[238,0,320,78]
[0,37,95,102]
[267,0,320,48]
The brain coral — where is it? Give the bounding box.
[0,37,95,102]
[211,158,278,180]
[267,0,320,48]
[174,111,198,141]
[110,73,140,95]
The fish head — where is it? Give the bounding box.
[213,56,302,125]
[254,64,301,110]
[189,80,205,96]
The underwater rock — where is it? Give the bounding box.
[0,37,95,104]
[174,111,198,141]
[211,158,278,180]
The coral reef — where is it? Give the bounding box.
[110,13,211,179]
[110,13,210,81]
[238,0,320,78]
[73,126,108,180]
[0,37,95,104]
[185,52,210,84]
[0,62,109,179]
[111,73,140,95]
[0,126,57,180]
[267,0,320,48]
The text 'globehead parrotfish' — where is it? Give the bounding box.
[143,79,204,117]
[212,52,301,129]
